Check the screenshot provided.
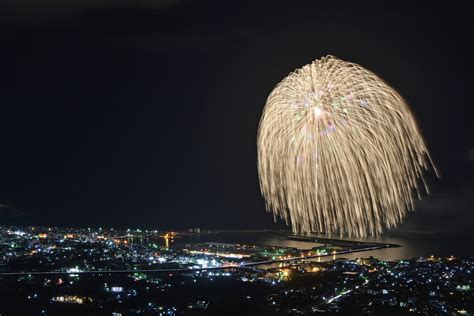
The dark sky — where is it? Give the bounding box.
[0,1,472,230]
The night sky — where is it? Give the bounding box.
[0,1,472,231]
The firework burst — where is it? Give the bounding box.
[257,55,437,237]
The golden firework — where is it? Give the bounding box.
[257,55,437,237]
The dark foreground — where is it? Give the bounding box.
[0,226,472,315]
[1,256,472,315]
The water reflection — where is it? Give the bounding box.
[184,231,472,261]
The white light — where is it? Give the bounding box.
[111,287,123,293]
[313,107,323,118]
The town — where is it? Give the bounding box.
[0,226,472,315]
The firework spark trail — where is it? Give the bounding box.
[257,55,437,237]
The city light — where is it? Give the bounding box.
[0,226,471,314]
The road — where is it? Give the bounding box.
[0,243,395,276]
